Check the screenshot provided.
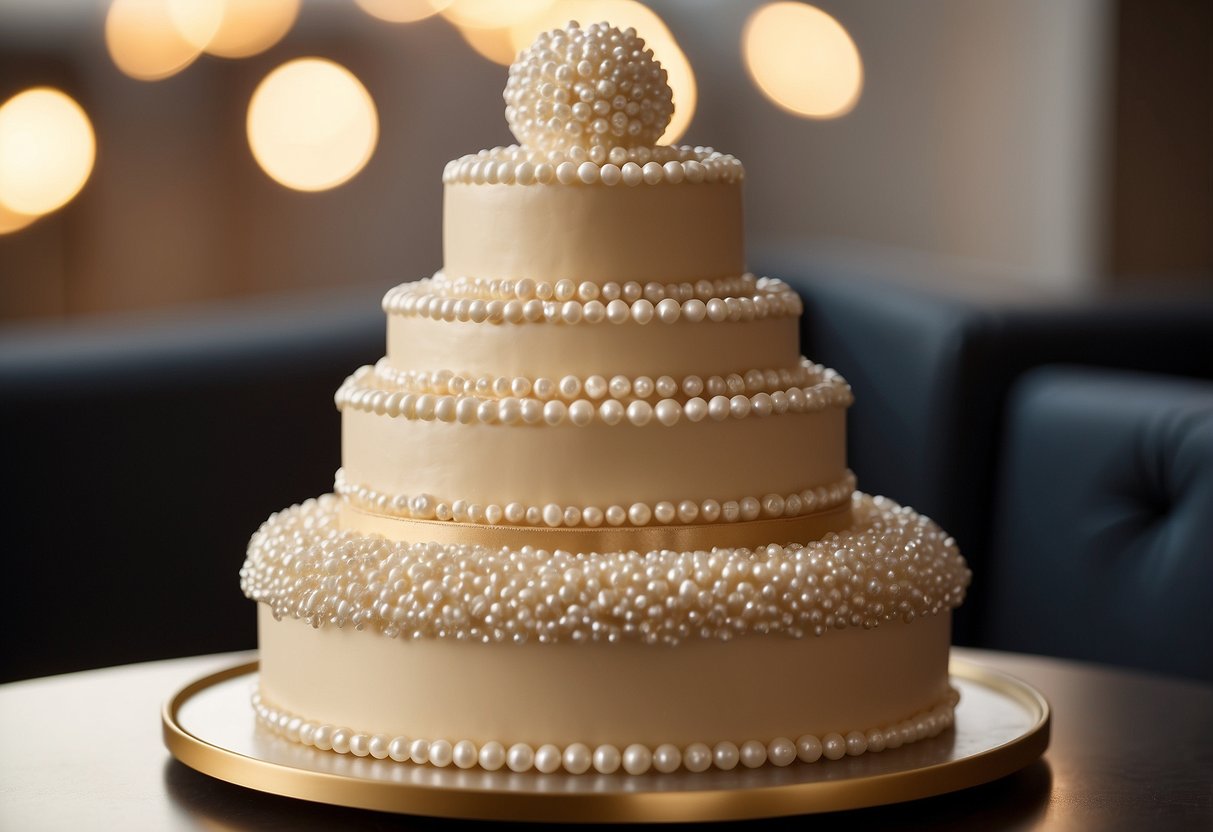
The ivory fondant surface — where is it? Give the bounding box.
[443,181,743,284]
[341,405,846,506]
[257,605,952,748]
[386,315,798,380]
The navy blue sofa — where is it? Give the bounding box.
[0,288,385,682]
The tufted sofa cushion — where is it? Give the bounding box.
[984,366,1213,681]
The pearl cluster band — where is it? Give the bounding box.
[253,688,959,775]
[240,493,971,645]
[382,276,800,326]
[443,147,745,187]
[335,468,857,528]
[334,368,852,428]
[371,357,824,403]
[421,272,757,303]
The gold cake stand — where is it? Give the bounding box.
[162,658,1049,822]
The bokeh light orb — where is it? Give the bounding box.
[355,0,451,24]
[742,2,863,119]
[201,0,301,59]
[247,58,379,192]
[507,0,696,144]
[106,0,204,81]
[0,88,96,219]
[443,0,555,30]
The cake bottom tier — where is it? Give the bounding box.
[255,606,957,774]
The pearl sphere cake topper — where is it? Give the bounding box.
[504,21,675,153]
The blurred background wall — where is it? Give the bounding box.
[1,0,1209,322]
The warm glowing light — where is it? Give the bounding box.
[247,58,379,192]
[106,0,203,81]
[507,0,697,144]
[355,0,451,24]
[458,25,518,66]
[742,2,863,119]
[165,0,224,50]
[0,204,38,235]
[0,88,96,219]
[443,0,554,30]
[201,0,300,58]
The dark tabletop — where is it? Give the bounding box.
[1,648,1210,830]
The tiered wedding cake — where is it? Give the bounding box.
[241,21,970,776]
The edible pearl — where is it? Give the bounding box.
[683,743,712,773]
[656,298,681,323]
[654,501,676,524]
[479,741,506,771]
[633,375,655,397]
[408,738,429,764]
[739,739,767,768]
[349,733,370,757]
[606,299,630,324]
[654,399,681,426]
[506,743,534,772]
[653,744,682,773]
[593,744,622,774]
[534,744,562,774]
[622,744,652,775]
[768,737,797,767]
[700,499,721,522]
[584,375,608,399]
[713,741,739,771]
[543,400,568,425]
[684,397,707,422]
[563,743,592,774]
[628,502,652,525]
[605,505,626,526]
[626,400,653,426]
[559,375,582,398]
[542,504,563,527]
[560,300,582,324]
[330,728,351,754]
[453,740,478,769]
[682,299,707,322]
[429,739,453,767]
[621,161,643,186]
[631,299,654,324]
[368,734,390,760]
[598,399,624,425]
[568,399,594,426]
[708,395,731,421]
[608,374,631,398]
[582,506,604,527]
[730,394,752,419]
[388,736,410,762]
[845,731,868,756]
[677,500,699,523]
[822,733,847,761]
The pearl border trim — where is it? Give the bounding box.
[382,276,801,326]
[421,271,756,303]
[334,367,852,427]
[370,356,824,401]
[240,493,971,645]
[442,145,744,187]
[335,468,857,528]
[253,688,959,775]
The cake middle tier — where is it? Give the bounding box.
[340,393,849,535]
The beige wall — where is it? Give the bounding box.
[0,0,1127,321]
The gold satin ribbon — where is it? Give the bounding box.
[339,501,854,552]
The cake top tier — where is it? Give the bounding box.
[504,21,674,154]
